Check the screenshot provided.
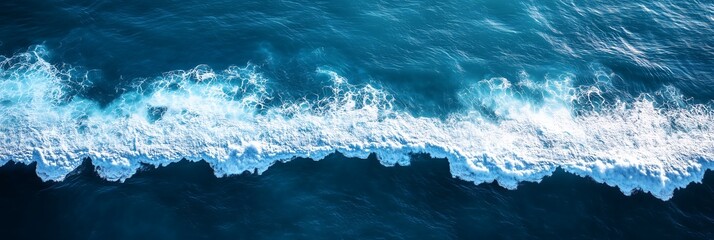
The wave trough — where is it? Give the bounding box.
[1,46,712,200]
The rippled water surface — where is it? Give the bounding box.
[1,0,713,238]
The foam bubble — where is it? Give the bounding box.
[0,47,712,200]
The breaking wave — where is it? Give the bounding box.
[1,46,712,200]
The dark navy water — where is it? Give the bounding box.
[2,156,714,239]
[1,0,713,238]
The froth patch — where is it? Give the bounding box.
[0,47,712,200]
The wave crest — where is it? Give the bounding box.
[1,47,712,200]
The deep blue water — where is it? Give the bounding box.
[1,0,713,238]
[2,156,714,239]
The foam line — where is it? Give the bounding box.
[1,46,712,200]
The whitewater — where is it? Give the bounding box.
[0,46,712,200]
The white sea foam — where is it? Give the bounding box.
[0,46,712,200]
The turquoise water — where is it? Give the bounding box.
[1,0,713,238]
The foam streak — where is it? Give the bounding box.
[1,47,712,200]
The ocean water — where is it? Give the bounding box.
[2,157,714,239]
[0,0,713,238]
